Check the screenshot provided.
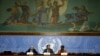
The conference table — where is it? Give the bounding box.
[0,54,75,56]
[0,54,98,56]
[0,55,75,56]
[0,52,99,56]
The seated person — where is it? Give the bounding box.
[26,46,38,54]
[56,45,67,55]
[43,44,54,54]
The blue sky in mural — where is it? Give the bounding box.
[0,35,100,53]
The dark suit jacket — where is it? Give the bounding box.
[26,49,38,54]
[43,49,54,54]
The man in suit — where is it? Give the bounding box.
[43,44,54,54]
[26,46,38,54]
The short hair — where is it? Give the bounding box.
[47,44,50,47]
[61,45,64,48]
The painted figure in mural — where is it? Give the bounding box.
[3,1,22,25]
[74,5,91,21]
[65,5,92,32]
[77,5,93,32]
[15,0,22,23]
[20,1,30,23]
[33,1,48,25]
[78,6,92,32]
[47,0,65,24]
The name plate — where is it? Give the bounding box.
[61,53,68,56]
[27,52,33,55]
[43,52,50,55]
